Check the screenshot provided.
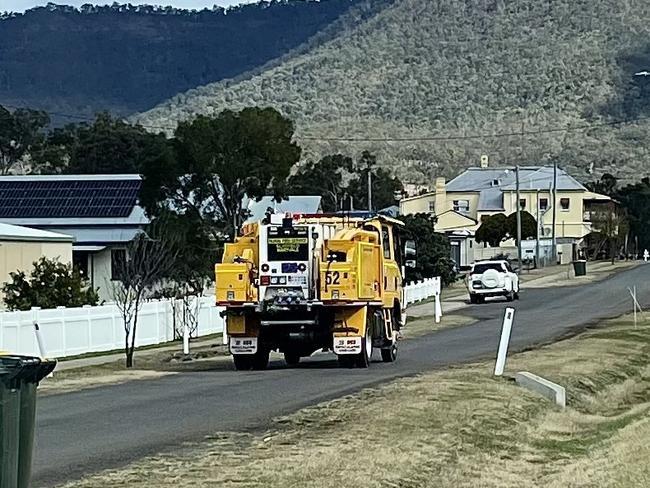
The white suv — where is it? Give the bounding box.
[467,260,520,304]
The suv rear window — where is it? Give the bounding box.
[472,263,504,274]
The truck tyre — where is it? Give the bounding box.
[252,348,270,370]
[506,290,515,302]
[233,355,252,371]
[338,355,355,368]
[356,318,373,368]
[381,343,397,362]
[469,294,477,304]
[284,351,301,367]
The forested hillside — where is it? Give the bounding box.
[0,1,370,120]
[137,0,650,183]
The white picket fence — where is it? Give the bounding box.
[0,297,224,359]
[0,279,440,359]
[403,277,441,306]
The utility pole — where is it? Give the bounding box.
[367,167,372,212]
[535,188,540,268]
[516,165,522,270]
[551,161,558,261]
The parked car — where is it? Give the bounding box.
[466,260,520,304]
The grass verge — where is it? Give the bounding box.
[58,315,650,487]
[39,341,231,395]
[403,313,475,338]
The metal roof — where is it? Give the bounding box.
[0,223,73,243]
[501,167,585,191]
[33,227,143,245]
[447,166,586,212]
[245,196,322,223]
[0,175,142,219]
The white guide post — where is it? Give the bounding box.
[183,320,190,355]
[34,322,47,358]
[494,307,516,376]
[434,277,442,323]
[33,318,54,377]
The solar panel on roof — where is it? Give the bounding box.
[0,179,141,219]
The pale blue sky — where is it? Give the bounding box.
[1,0,256,13]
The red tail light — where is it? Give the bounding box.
[260,276,270,286]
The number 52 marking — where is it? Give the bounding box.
[325,271,340,285]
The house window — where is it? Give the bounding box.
[560,198,570,211]
[72,251,89,278]
[111,249,126,281]
[519,198,526,210]
[453,199,470,214]
[539,198,549,211]
[428,201,436,213]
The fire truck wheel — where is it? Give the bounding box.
[232,355,253,371]
[284,351,301,366]
[356,321,373,368]
[252,348,270,370]
[381,343,397,362]
[337,355,355,368]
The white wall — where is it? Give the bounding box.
[0,296,224,359]
[403,278,441,306]
[0,281,438,359]
[90,248,115,303]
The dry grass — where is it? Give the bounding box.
[39,343,231,395]
[403,313,475,338]
[59,315,650,488]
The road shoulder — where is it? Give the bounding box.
[58,314,650,488]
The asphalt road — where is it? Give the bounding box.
[32,265,650,487]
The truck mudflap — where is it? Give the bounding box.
[333,336,363,355]
[229,337,258,355]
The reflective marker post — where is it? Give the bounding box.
[434,277,442,324]
[183,320,190,355]
[494,307,516,376]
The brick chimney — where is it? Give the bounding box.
[434,177,446,215]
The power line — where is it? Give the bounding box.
[4,103,650,144]
[299,116,650,142]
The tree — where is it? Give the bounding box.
[505,211,537,243]
[111,218,182,368]
[587,173,618,197]
[589,201,627,263]
[2,257,99,311]
[287,154,353,212]
[346,151,403,211]
[611,178,650,253]
[41,113,175,174]
[141,107,301,238]
[401,213,456,286]
[0,104,50,174]
[475,213,508,247]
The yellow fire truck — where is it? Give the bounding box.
[215,212,414,370]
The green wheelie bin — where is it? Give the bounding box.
[0,355,56,488]
[573,260,587,277]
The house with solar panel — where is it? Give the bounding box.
[0,174,148,301]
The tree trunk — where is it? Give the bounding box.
[128,311,139,369]
[125,330,132,368]
[125,349,134,368]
